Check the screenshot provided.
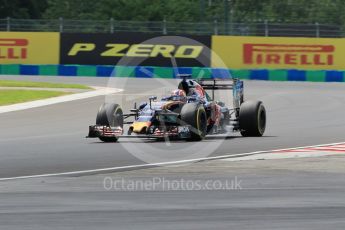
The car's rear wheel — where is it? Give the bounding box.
[180,103,207,141]
[239,100,266,137]
[96,103,123,142]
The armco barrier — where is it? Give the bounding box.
[0,64,345,82]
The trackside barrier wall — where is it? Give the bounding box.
[0,32,59,64]
[1,64,345,82]
[59,33,211,67]
[211,36,345,71]
[1,32,345,82]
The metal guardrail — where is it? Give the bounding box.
[0,18,343,37]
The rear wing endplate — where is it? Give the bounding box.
[197,78,244,109]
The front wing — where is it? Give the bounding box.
[87,125,192,140]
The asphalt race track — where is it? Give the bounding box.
[1,75,345,230]
[1,75,345,178]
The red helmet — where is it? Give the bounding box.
[171,89,186,97]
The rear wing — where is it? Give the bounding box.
[197,78,244,109]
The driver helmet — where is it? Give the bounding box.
[170,89,186,101]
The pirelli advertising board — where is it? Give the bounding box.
[60,33,211,67]
[2,31,345,71]
[212,36,345,70]
[0,32,59,64]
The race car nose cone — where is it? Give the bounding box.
[131,122,151,133]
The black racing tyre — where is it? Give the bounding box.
[239,100,266,137]
[96,103,123,142]
[180,103,207,141]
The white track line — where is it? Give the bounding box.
[1,141,344,181]
[0,86,123,114]
[223,142,345,161]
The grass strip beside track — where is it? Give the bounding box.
[0,90,71,106]
[0,80,91,89]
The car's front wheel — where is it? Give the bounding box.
[96,103,123,142]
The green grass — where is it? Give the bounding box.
[0,90,70,106]
[0,80,91,89]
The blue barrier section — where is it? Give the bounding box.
[173,67,192,78]
[325,71,344,82]
[58,65,77,76]
[211,68,231,79]
[287,70,306,81]
[20,65,39,75]
[96,65,114,77]
[250,69,269,80]
[135,66,154,78]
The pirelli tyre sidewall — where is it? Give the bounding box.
[96,103,123,142]
[181,103,207,141]
[239,100,266,137]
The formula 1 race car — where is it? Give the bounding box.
[87,74,266,142]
